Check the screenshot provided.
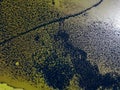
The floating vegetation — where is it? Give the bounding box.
[0,0,120,90]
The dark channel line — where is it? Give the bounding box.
[0,0,103,45]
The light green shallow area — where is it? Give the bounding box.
[0,83,23,90]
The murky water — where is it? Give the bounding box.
[0,0,120,90]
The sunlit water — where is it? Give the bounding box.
[64,0,120,74]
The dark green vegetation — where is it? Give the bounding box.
[31,20,120,89]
